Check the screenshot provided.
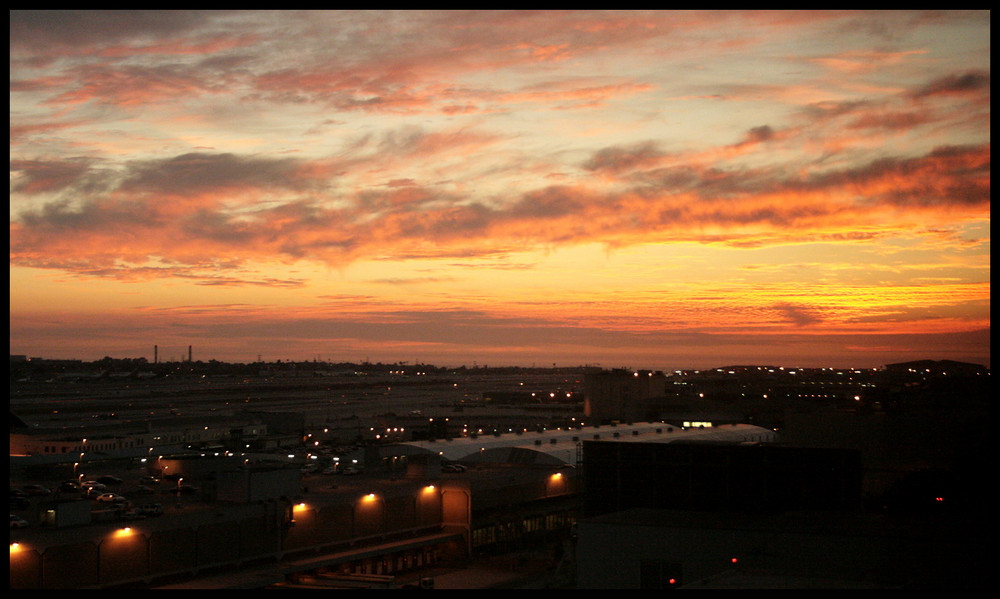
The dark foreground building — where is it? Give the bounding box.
[574,440,988,589]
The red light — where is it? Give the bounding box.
[935,497,944,502]
[731,557,738,564]
[668,578,677,585]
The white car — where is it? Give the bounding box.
[10,514,30,529]
[96,493,128,504]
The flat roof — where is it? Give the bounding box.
[397,422,777,465]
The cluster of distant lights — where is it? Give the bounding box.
[668,366,882,376]
[65,365,951,461]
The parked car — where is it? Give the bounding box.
[96,475,123,485]
[81,483,107,497]
[10,514,30,529]
[60,481,81,493]
[81,486,104,497]
[22,484,51,496]
[96,493,128,504]
[139,476,160,486]
[135,484,156,495]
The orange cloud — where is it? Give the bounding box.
[9,139,989,283]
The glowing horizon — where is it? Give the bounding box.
[10,10,990,370]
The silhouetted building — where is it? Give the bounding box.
[584,369,667,422]
[582,440,863,517]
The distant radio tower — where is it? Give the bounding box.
[154,345,158,364]
[188,345,192,362]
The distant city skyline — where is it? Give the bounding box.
[10,350,989,374]
[10,11,991,371]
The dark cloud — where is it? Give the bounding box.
[9,10,223,54]
[797,144,990,208]
[582,141,664,173]
[15,196,160,232]
[740,125,774,144]
[10,158,96,194]
[772,303,822,327]
[910,70,990,99]
[511,186,586,218]
[119,152,320,195]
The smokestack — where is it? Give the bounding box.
[188,345,192,362]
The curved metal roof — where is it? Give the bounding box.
[397,421,778,466]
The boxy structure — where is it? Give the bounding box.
[581,440,863,516]
[575,439,986,589]
[583,369,668,423]
[216,466,302,503]
[36,498,92,528]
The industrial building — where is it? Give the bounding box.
[573,439,988,589]
[10,420,777,589]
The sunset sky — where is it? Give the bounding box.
[10,10,991,370]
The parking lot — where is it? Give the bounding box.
[10,457,215,530]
